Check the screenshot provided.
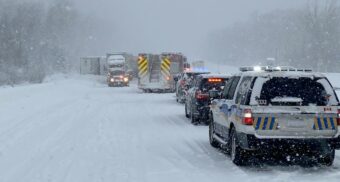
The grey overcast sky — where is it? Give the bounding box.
[73,0,307,60]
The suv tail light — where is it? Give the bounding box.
[242,109,254,125]
[337,109,340,126]
[195,90,209,100]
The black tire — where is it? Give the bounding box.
[317,147,335,166]
[230,127,248,166]
[191,107,198,125]
[203,116,210,126]
[209,119,219,148]
[185,104,190,118]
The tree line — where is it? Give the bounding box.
[0,0,106,86]
[207,1,340,72]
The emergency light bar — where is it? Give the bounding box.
[239,66,313,72]
[208,78,222,82]
[239,66,269,72]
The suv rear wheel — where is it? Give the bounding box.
[191,107,198,124]
[317,147,335,166]
[185,104,190,118]
[230,127,248,166]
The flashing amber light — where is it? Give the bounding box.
[208,78,222,82]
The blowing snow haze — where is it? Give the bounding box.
[73,0,305,59]
[1,0,339,86]
[2,0,340,181]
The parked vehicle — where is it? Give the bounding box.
[176,71,210,103]
[107,70,129,87]
[106,54,130,87]
[138,53,189,93]
[185,74,229,125]
[209,66,340,166]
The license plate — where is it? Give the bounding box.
[287,120,306,128]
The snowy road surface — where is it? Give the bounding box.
[0,75,340,182]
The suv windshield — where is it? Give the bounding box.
[257,77,337,106]
[109,64,124,68]
[201,78,227,91]
[110,70,124,76]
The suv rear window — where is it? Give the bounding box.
[110,70,124,76]
[200,78,228,91]
[254,77,338,106]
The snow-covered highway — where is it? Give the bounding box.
[0,75,340,182]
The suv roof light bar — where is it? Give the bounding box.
[239,66,269,72]
[240,66,313,72]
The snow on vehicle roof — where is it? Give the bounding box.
[271,97,303,103]
[108,55,125,59]
[234,70,326,78]
[200,74,231,79]
[107,55,125,65]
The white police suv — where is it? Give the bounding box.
[209,66,340,166]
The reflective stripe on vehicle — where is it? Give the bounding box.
[313,117,337,130]
[254,117,278,130]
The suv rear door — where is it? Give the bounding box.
[213,76,240,137]
[249,76,339,138]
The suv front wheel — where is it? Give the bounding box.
[230,127,248,166]
[209,118,219,148]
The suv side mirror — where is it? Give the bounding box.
[209,90,220,99]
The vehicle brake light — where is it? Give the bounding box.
[242,109,254,125]
[180,80,186,86]
[195,90,209,100]
[337,109,340,125]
